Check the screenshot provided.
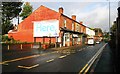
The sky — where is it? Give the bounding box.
[12,0,119,32]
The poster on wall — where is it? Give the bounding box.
[33,20,59,37]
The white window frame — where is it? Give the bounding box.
[72,22,74,31]
[64,19,66,27]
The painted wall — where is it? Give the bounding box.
[86,27,95,37]
[8,5,59,42]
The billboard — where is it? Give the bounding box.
[33,20,59,37]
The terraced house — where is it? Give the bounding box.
[8,5,89,47]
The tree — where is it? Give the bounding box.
[2,20,14,35]
[1,2,23,35]
[20,2,33,20]
[2,2,23,20]
[94,28,103,35]
[110,21,116,33]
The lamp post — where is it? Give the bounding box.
[107,0,111,40]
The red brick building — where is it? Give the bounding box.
[8,5,87,47]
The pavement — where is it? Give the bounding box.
[2,44,86,61]
[94,43,115,72]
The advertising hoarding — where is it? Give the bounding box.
[33,20,59,37]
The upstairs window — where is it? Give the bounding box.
[72,22,74,31]
[64,19,66,27]
[76,23,79,32]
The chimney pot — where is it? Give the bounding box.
[59,7,63,14]
[80,21,83,25]
[72,15,76,20]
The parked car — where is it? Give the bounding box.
[87,38,95,45]
[96,41,100,44]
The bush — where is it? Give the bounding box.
[2,35,20,43]
[2,35,10,42]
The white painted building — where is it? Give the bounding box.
[86,27,95,38]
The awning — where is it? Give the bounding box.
[60,27,83,34]
[73,34,78,37]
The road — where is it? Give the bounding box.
[1,42,107,73]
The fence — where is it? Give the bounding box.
[2,42,41,51]
[1,42,58,51]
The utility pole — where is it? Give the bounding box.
[108,0,111,41]
[18,14,19,25]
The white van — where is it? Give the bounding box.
[87,38,95,45]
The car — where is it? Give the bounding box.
[96,41,100,44]
[87,38,95,45]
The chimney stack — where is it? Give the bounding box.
[59,7,63,14]
[72,15,76,20]
[80,21,83,25]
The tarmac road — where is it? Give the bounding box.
[1,42,107,73]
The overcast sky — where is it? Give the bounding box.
[12,0,119,32]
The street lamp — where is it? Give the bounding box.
[107,0,111,40]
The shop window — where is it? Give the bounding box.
[65,33,70,42]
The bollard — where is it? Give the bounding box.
[8,45,9,50]
[31,44,33,48]
[60,44,61,47]
[21,44,22,49]
[39,42,41,48]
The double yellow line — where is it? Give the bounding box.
[79,43,107,74]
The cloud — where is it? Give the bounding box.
[12,2,118,32]
[23,0,119,2]
[68,2,117,32]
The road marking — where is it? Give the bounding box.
[79,64,88,73]
[67,53,70,55]
[59,55,67,59]
[46,59,54,63]
[18,64,39,69]
[79,49,83,52]
[0,51,57,64]
[0,62,5,64]
[0,62,9,66]
[18,65,30,69]
[51,51,57,53]
[41,54,46,56]
[79,43,107,74]
[0,54,40,64]
[72,52,75,53]
[4,63,9,65]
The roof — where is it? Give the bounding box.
[60,27,83,34]
[61,14,86,27]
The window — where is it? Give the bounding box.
[64,19,66,27]
[77,36,81,42]
[76,23,79,32]
[65,33,70,42]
